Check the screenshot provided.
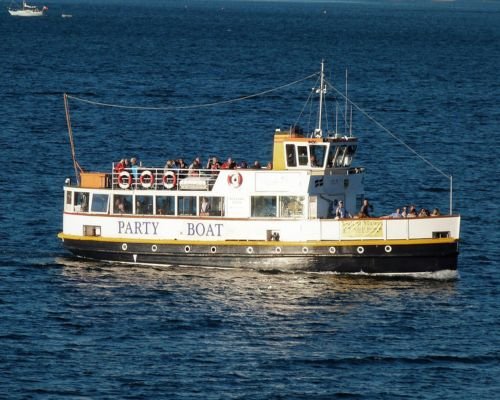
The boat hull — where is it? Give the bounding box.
[59,236,459,274]
[8,10,44,16]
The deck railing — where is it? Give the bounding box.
[112,166,220,191]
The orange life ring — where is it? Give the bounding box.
[163,170,177,189]
[118,171,132,189]
[227,172,243,188]
[140,170,154,189]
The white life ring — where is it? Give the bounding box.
[118,171,132,189]
[140,170,154,189]
[227,172,243,188]
[163,170,177,189]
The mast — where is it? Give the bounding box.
[64,93,81,185]
[317,61,325,137]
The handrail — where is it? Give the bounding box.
[111,166,221,191]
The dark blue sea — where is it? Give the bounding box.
[1,0,499,398]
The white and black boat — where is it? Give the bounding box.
[8,1,47,16]
[58,63,460,275]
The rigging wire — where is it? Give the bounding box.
[65,73,319,111]
[324,78,451,181]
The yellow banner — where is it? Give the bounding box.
[342,220,383,238]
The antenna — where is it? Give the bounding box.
[315,60,325,137]
[345,68,348,135]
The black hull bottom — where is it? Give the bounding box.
[60,238,459,274]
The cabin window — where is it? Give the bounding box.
[135,195,154,215]
[334,146,346,167]
[113,194,133,214]
[297,146,309,166]
[343,145,357,167]
[66,191,72,206]
[286,144,297,167]
[279,196,305,218]
[156,196,175,215]
[178,196,197,216]
[74,191,89,212]
[310,144,327,168]
[91,194,109,213]
[199,196,225,217]
[251,196,277,217]
[327,145,337,167]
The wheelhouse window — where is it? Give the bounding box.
[279,196,305,218]
[66,191,72,206]
[297,145,309,166]
[156,195,175,215]
[91,193,109,213]
[74,191,89,212]
[135,195,154,215]
[199,196,225,217]
[178,196,197,216]
[251,196,277,217]
[343,145,357,167]
[310,144,327,168]
[286,144,297,167]
[113,194,133,214]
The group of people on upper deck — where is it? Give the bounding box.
[164,157,272,173]
[115,156,272,175]
[335,199,441,219]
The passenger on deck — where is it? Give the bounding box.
[387,208,402,218]
[114,159,125,173]
[431,208,441,216]
[221,157,236,169]
[130,157,139,183]
[188,157,201,176]
[359,199,371,218]
[418,208,430,217]
[206,157,220,170]
[407,205,418,218]
[401,206,408,218]
[164,159,175,170]
[238,161,248,169]
[335,201,351,219]
[266,161,273,170]
[251,161,262,169]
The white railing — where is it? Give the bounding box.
[111,165,220,191]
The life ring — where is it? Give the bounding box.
[118,171,132,189]
[140,170,154,189]
[163,171,177,189]
[227,172,243,188]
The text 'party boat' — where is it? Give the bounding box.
[58,63,460,275]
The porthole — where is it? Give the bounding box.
[329,246,336,254]
[184,245,191,253]
[357,246,364,254]
[275,247,282,254]
[302,247,309,254]
[210,246,217,254]
[246,246,254,254]
[122,243,128,251]
[385,245,392,253]
[151,244,158,252]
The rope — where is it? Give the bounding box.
[324,78,451,180]
[65,72,319,111]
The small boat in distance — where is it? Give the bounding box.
[8,1,47,17]
[58,62,461,275]
[61,14,72,19]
